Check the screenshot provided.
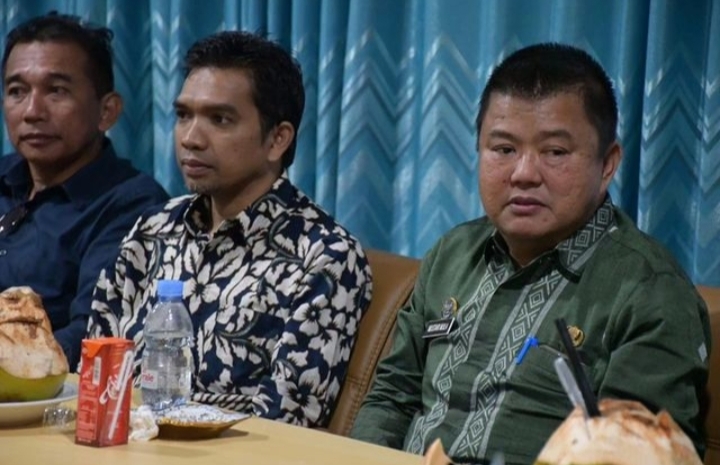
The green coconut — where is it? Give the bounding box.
[0,366,66,402]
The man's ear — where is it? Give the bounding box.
[266,121,295,164]
[98,92,123,132]
[600,141,622,191]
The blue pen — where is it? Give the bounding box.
[515,335,539,365]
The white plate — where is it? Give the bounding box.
[0,382,78,427]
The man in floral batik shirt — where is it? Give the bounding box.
[87,31,372,428]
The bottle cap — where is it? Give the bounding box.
[157,280,184,298]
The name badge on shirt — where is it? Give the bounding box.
[422,317,456,339]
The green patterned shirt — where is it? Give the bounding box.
[351,199,710,465]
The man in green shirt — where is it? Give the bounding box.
[350,43,710,465]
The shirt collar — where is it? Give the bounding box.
[62,138,125,207]
[183,172,296,237]
[485,196,616,277]
[555,196,615,275]
[0,157,32,199]
[0,137,123,207]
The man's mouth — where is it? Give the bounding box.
[180,158,212,177]
[510,196,543,206]
[508,196,545,214]
[19,133,59,147]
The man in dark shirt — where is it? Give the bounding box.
[0,12,168,370]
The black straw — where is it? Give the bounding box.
[554,318,601,417]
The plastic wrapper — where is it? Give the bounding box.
[129,405,159,441]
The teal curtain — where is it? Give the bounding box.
[1,0,718,285]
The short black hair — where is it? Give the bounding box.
[183,30,305,169]
[477,43,618,155]
[2,11,115,97]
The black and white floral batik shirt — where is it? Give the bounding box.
[87,174,372,427]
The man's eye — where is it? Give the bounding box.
[50,86,69,95]
[175,110,190,120]
[493,146,515,155]
[211,114,231,125]
[5,86,24,98]
[546,148,569,156]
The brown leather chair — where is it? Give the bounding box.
[698,286,720,465]
[327,249,420,436]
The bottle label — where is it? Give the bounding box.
[140,369,159,389]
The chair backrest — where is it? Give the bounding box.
[698,285,720,465]
[327,249,420,436]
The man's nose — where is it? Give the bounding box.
[509,152,542,186]
[22,91,48,122]
[177,119,208,151]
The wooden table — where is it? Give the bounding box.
[0,379,420,465]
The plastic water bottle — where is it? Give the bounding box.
[140,280,194,411]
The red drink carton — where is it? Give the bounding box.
[75,337,134,447]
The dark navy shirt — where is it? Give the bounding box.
[0,138,168,370]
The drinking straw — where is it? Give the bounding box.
[489,452,505,465]
[554,318,600,417]
[554,357,592,438]
[108,349,134,440]
[553,357,588,416]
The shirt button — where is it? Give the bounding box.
[0,249,6,256]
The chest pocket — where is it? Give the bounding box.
[192,251,300,392]
[0,223,77,328]
[197,287,288,392]
[508,343,597,418]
